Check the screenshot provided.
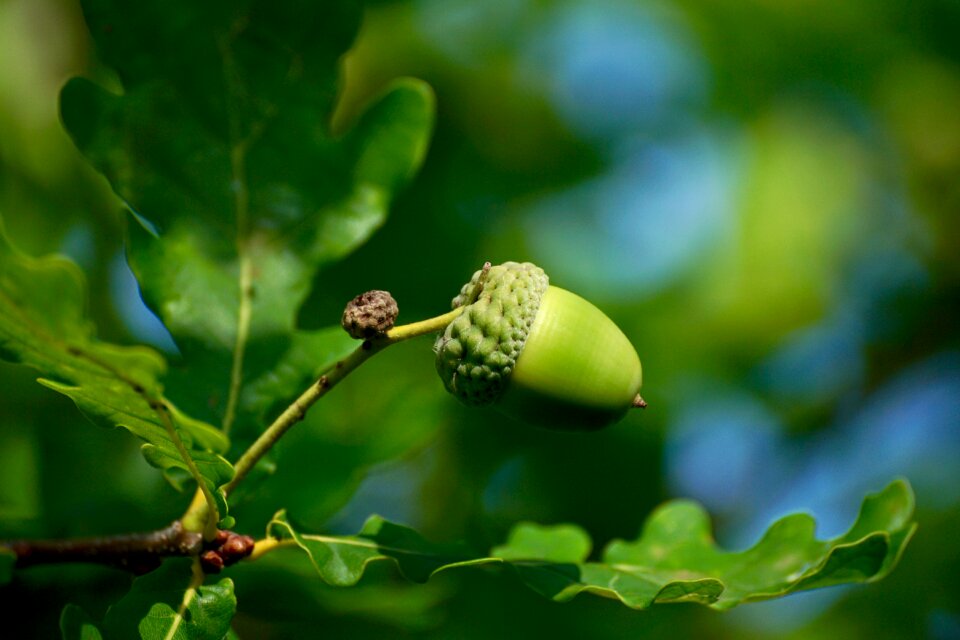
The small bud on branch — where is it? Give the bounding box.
[2,523,254,575]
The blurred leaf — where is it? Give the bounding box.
[60,0,435,447]
[0,222,232,502]
[102,558,235,640]
[240,327,358,423]
[0,429,40,521]
[265,479,915,610]
[234,361,446,528]
[223,326,358,501]
[59,604,104,640]
[0,548,14,585]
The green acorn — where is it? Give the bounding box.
[434,262,644,431]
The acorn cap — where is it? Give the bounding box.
[434,262,548,405]
[434,261,643,431]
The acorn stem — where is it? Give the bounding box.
[383,307,464,341]
[220,305,466,498]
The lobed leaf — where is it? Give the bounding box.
[264,479,916,610]
[0,223,233,508]
[101,558,235,640]
[61,0,435,445]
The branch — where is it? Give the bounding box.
[2,523,255,576]
[1,301,463,577]
[4,522,201,575]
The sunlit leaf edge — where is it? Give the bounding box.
[263,479,915,611]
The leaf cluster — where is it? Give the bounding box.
[0,0,918,637]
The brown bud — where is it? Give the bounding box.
[200,550,224,573]
[221,534,255,561]
[341,290,399,339]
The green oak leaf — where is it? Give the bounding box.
[102,558,235,640]
[60,604,104,640]
[492,523,592,564]
[141,445,235,527]
[60,0,434,448]
[0,222,232,512]
[265,479,915,610]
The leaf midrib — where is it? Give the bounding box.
[216,25,282,436]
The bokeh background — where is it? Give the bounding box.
[2,0,959,637]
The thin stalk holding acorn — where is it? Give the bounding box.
[222,302,466,498]
[226,261,646,501]
[6,261,647,572]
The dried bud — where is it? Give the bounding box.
[341,290,399,339]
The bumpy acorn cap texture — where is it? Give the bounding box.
[434,262,549,405]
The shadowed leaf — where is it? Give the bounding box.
[60,0,435,452]
[102,558,235,640]
[266,510,478,586]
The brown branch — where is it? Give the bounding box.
[3,522,254,576]
[5,521,201,575]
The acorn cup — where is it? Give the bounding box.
[434,262,644,431]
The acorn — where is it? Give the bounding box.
[434,262,644,431]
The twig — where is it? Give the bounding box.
[4,521,201,575]
[2,523,256,575]
[2,305,464,575]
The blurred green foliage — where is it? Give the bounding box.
[1,0,958,638]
